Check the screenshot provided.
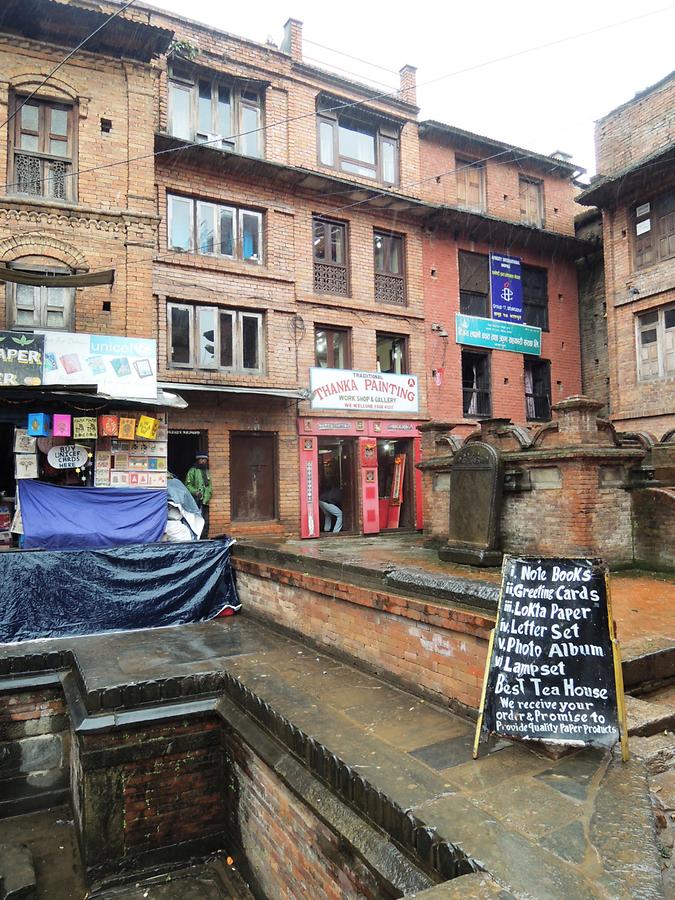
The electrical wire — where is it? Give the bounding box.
[2,2,672,194]
[303,39,400,75]
[0,0,138,133]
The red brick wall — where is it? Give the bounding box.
[235,558,492,709]
[633,487,675,571]
[423,232,582,430]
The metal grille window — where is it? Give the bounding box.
[522,265,549,330]
[456,157,486,211]
[315,326,351,369]
[458,251,489,317]
[519,176,544,228]
[636,304,675,381]
[10,97,74,201]
[634,192,675,269]
[462,350,491,417]
[525,358,551,421]
[313,217,348,295]
[374,231,405,305]
[168,302,264,374]
[168,65,263,158]
[317,101,399,186]
[168,195,262,263]
[376,332,408,374]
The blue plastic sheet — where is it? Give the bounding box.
[0,539,240,643]
[19,481,168,550]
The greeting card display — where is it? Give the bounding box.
[52,414,72,437]
[118,417,136,440]
[98,415,119,437]
[73,417,98,440]
[27,413,51,437]
[148,472,167,488]
[136,415,159,440]
[15,454,38,479]
[14,429,37,453]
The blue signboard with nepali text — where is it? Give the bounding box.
[490,253,523,323]
[456,314,541,356]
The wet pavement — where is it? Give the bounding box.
[1,618,666,898]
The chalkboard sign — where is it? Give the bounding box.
[474,557,628,760]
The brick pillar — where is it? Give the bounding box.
[282,19,303,62]
[399,65,417,105]
[553,396,606,446]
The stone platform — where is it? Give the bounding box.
[0,618,666,898]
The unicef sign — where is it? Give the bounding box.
[47,444,89,470]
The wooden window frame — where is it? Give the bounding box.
[461,349,492,418]
[456,156,486,212]
[376,331,409,375]
[312,216,349,296]
[8,94,77,202]
[522,264,549,331]
[167,66,264,158]
[524,357,552,422]
[167,194,263,264]
[6,263,76,332]
[314,325,352,369]
[374,230,406,306]
[519,175,544,228]
[636,303,675,381]
[316,111,400,186]
[458,250,490,317]
[633,191,675,270]
[167,302,265,374]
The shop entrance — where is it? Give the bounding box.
[377,438,414,530]
[168,430,206,483]
[317,437,356,534]
[0,423,15,498]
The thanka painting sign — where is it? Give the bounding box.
[309,368,419,413]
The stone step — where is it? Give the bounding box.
[0,843,37,900]
[625,694,675,737]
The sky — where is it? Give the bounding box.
[145,0,675,179]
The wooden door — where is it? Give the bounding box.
[230,432,276,521]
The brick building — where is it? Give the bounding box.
[577,71,675,437]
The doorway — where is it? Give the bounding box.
[317,437,356,534]
[377,438,413,529]
[168,429,206,483]
[230,432,277,522]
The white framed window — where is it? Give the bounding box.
[168,64,263,158]
[168,195,262,263]
[636,304,675,381]
[168,302,264,374]
[316,99,400,186]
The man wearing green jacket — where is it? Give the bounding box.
[185,452,213,538]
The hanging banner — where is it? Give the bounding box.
[474,556,628,760]
[309,368,419,413]
[490,253,523,323]
[456,314,541,356]
[0,331,44,387]
[40,331,157,400]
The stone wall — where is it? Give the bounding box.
[632,487,675,571]
[0,680,70,818]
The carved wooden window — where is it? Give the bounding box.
[456,157,486,211]
[10,97,75,201]
[168,64,263,158]
[634,192,675,269]
[636,304,675,381]
[315,326,351,369]
[313,217,348,296]
[462,350,491,417]
[519,176,544,228]
[525,358,551,421]
[374,231,405,306]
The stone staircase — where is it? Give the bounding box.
[0,843,36,900]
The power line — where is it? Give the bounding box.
[0,0,138,133]
[2,3,672,193]
[303,39,400,75]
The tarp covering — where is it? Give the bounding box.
[0,539,240,643]
[19,481,168,550]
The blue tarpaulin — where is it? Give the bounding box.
[19,481,168,550]
[0,539,240,643]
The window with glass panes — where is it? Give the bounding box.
[636,305,675,381]
[168,302,264,374]
[312,217,348,295]
[522,265,549,330]
[374,231,405,305]
[524,358,551,421]
[317,99,399,185]
[456,158,486,211]
[634,192,675,269]
[167,195,262,263]
[315,326,351,369]
[461,350,491,417]
[458,251,489,317]
[376,332,408,374]
[168,64,263,158]
[11,97,74,200]
[6,263,74,331]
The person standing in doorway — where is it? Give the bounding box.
[319,485,343,533]
[185,452,213,538]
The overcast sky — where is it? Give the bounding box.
[147,0,675,178]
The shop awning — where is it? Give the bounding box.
[0,268,115,287]
[0,385,187,409]
[157,381,310,400]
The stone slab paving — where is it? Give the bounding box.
[1,618,665,898]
